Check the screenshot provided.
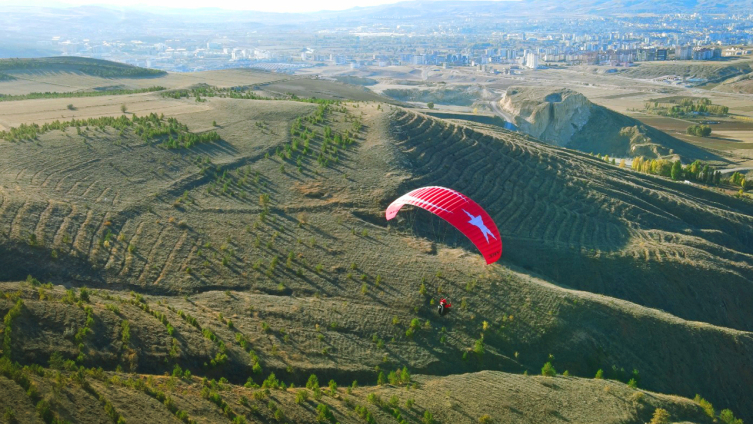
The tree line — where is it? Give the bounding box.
[644,97,729,118]
[0,86,165,102]
[162,85,338,105]
[686,124,712,137]
[630,156,751,190]
[0,112,219,150]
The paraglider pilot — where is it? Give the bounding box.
[438,298,452,316]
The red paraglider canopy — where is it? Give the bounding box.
[385,186,502,264]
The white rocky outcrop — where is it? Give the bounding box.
[500,87,592,147]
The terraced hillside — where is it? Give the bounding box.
[0,92,751,423]
[389,109,753,330]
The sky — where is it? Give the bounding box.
[0,0,496,13]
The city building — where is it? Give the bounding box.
[675,45,693,60]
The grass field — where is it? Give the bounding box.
[0,66,751,423]
[0,68,289,96]
[633,114,753,159]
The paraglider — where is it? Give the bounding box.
[385,186,502,264]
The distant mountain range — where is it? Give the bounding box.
[337,0,750,18]
[3,0,750,24]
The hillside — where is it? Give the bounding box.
[0,59,296,100]
[0,356,718,424]
[499,86,718,161]
[0,89,751,423]
[0,57,165,78]
[714,72,753,94]
[619,60,753,82]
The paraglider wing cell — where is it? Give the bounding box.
[385,186,502,264]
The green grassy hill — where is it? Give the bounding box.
[0,86,751,423]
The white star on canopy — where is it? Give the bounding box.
[463,210,496,243]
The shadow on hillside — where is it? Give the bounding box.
[189,139,239,156]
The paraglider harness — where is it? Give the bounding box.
[438,298,452,316]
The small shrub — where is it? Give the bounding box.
[316,403,334,422]
[388,370,399,385]
[474,338,485,357]
[295,390,309,404]
[631,392,645,403]
[121,320,131,346]
[367,393,382,406]
[79,287,90,302]
[594,369,604,379]
[377,371,386,385]
[649,408,670,424]
[306,374,319,390]
[479,415,493,424]
[541,362,556,377]
[694,395,714,418]
[719,409,743,424]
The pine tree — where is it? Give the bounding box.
[541,362,556,377]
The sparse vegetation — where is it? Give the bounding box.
[0,113,220,149]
